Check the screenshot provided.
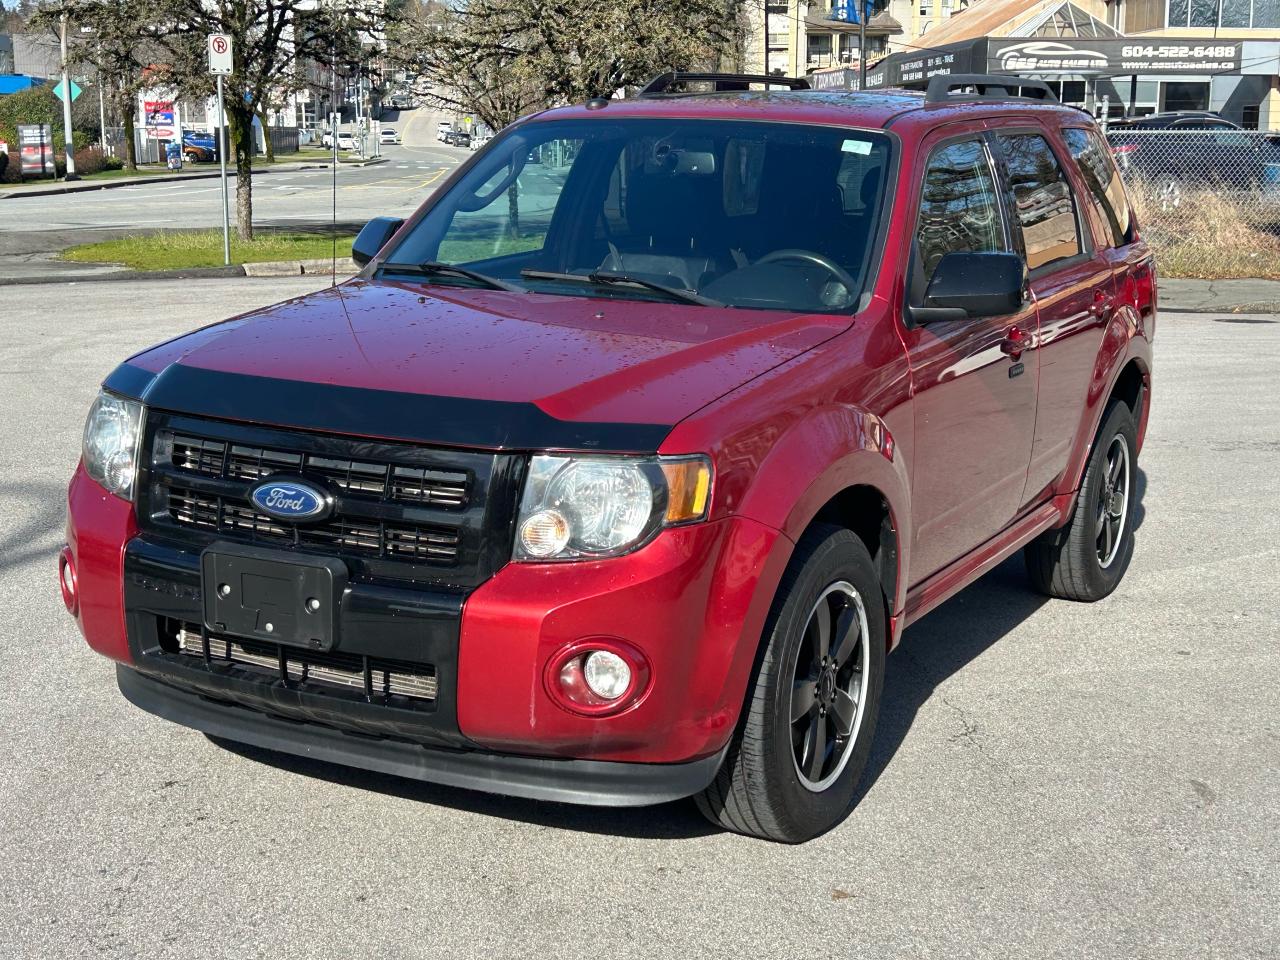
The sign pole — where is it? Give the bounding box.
[217,74,230,266]
[59,13,78,180]
[208,33,234,266]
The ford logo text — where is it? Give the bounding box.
[249,480,330,521]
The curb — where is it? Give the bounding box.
[0,157,384,200]
[243,258,354,277]
[0,259,354,286]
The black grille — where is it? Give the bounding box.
[165,487,460,563]
[172,434,469,507]
[141,413,524,588]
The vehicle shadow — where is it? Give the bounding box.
[209,735,719,840]
[851,553,1047,808]
[213,471,1149,841]
[853,466,1148,808]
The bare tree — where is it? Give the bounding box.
[150,0,380,240]
[391,0,738,132]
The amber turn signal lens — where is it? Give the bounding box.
[660,457,712,524]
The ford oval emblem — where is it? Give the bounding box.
[250,480,330,522]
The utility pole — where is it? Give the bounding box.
[98,75,108,152]
[762,0,768,75]
[859,5,867,90]
[59,12,78,180]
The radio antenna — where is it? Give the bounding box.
[330,25,339,286]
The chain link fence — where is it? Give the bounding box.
[1103,129,1280,277]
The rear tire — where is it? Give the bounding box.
[1025,399,1139,601]
[695,524,885,843]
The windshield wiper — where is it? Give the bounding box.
[520,269,723,307]
[382,260,521,292]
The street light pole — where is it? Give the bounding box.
[98,70,107,152]
[59,12,79,180]
[859,2,867,90]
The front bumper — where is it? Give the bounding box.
[117,665,727,806]
[69,464,792,769]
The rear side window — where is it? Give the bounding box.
[1062,128,1132,247]
[915,139,1006,281]
[996,134,1081,270]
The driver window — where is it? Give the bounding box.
[915,139,1006,290]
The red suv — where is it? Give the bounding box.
[61,73,1154,842]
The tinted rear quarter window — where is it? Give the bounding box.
[1062,128,1133,247]
[996,133,1081,270]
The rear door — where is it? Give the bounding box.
[901,131,1040,584]
[991,127,1113,506]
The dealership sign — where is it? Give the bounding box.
[869,36,1247,89]
[143,98,177,140]
[988,39,1241,75]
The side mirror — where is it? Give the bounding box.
[908,251,1027,324]
[352,216,405,266]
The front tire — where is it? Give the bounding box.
[695,525,885,843]
[1025,399,1139,601]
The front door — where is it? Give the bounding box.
[902,134,1039,584]
[992,128,1113,506]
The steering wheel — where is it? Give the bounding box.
[755,248,860,295]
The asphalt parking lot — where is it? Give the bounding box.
[1,278,1277,959]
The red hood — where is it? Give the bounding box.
[129,279,849,428]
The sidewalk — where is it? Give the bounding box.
[1156,278,1280,314]
[0,155,387,200]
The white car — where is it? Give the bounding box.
[379,128,399,144]
[469,134,490,151]
[436,121,452,142]
[321,132,358,151]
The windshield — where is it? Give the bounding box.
[381,118,892,313]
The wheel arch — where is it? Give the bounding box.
[809,485,900,629]
[724,403,911,642]
[1060,309,1153,499]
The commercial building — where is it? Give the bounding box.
[842,0,1280,128]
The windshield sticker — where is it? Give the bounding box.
[841,139,873,155]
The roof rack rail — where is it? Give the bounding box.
[924,74,1058,104]
[638,72,811,96]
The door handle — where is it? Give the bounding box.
[1000,324,1027,360]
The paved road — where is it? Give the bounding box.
[1,281,1277,959]
[0,108,470,279]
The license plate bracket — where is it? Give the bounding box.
[201,543,347,652]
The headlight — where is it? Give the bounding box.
[514,454,711,561]
[82,391,144,500]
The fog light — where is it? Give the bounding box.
[544,639,651,717]
[58,546,79,616]
[584,650,631,700]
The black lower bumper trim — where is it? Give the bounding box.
[117,665,726,807]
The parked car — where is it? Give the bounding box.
[322,131,358,151]
[443,129,471,147]
[1107,111,1280,208]
[436,120,452,141]
[63,72,1155,844]
[470,133,491,151]
[181,130,218,163]
[380,127,400,144]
